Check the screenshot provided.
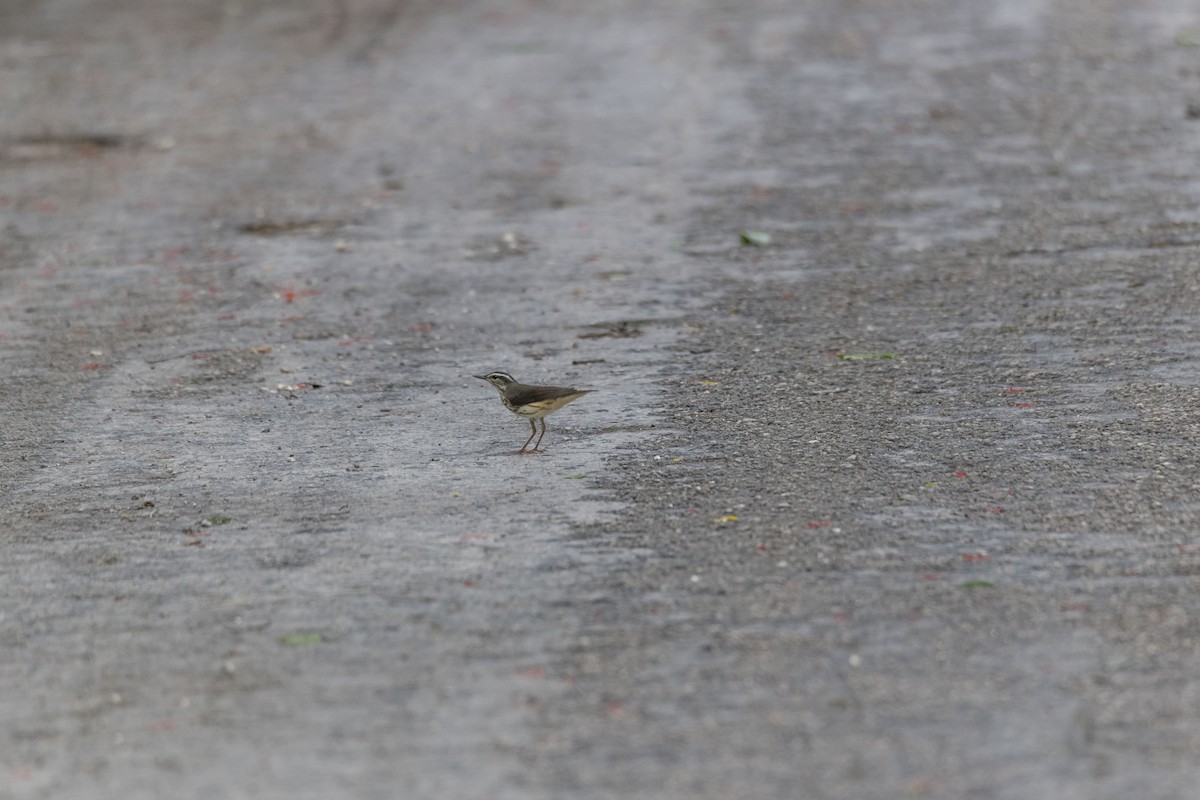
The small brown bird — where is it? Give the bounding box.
[475,371,592,454]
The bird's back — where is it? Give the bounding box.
[506,383,591,408]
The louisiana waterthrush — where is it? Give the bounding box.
[475,371,593,454]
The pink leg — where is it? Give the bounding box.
[530,418,547,453]
[517,418,537,454]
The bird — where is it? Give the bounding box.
[474,371,593,454]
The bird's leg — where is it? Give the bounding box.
[530,418,547,453]
[517,418,538,454]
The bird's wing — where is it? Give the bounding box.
[507,384,589,406]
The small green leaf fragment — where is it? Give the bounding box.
[279,634,323,646]
[837,353,895,361]
[1177,26,1200,47]
[739,230,771,246]
[208,515,233,525]
[960,580,995,590]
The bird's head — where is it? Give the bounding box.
[474,371,517,392]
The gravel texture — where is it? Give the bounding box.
[4,1,1200,798]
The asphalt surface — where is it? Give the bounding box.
[5,1,1200,798]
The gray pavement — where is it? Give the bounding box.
[4,1,1200,798]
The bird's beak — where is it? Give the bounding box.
[473,374,487,380]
